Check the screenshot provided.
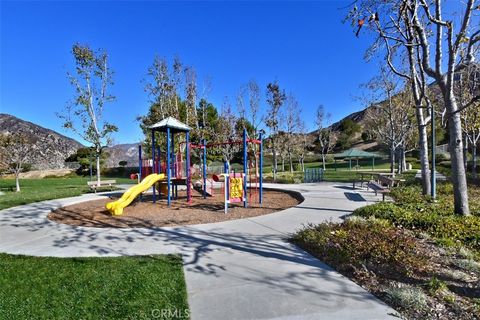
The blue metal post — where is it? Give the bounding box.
[172,133,176,178]
[224,161,228,174]
[259,132,263,204]
[203,139,207,199]
[152,130,156,203]
[243,128,247,208]
[186,132,191,202]
[167,128,171,206]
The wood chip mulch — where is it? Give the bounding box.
[48,189,302,228]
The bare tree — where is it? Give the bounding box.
[58,44,117,185]
[284,94,302,172]
[297,120,309,172]
[236,84,247,125]
[347,0,480,214]
[247,80,262,136]
[216,97,240,166]
[184,66,199,132]
[198,76,213,142]
[315,105,334,170]
[0,132,34,192]
[364,69,415,176]
[265,81,286,181]
[172,56,183,118]
[459,64,480,178]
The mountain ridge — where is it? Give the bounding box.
[0,113,84,170]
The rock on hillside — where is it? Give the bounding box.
[0,113,83,170]
[105,143,140,168]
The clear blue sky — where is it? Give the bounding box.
[1,0,379,145]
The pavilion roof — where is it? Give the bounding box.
[149,117,191,133]
[334,148,382,159]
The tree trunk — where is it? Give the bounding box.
[272,141,277,182]
[464,135,469,169]
[281,157,285,172]
[289,152,293,173]
[321,153,326,171]
[418,124,431,195]
[472,143,477,180]
[96,153,101,185]
[390,142,395,177]
[15,171,20,192]
[448,109,470,215]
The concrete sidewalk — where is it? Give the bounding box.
[0,182,398,319]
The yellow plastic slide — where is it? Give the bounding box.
[105,173,165,216]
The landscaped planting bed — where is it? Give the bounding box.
[293,182,480,319]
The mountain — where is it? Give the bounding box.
[105,143,140,168]
[0,113,83,170]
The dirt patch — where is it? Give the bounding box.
[48,189,302,228]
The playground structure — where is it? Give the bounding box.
[118,117,263,214]
[188,128,263,213]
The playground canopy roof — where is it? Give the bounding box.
[334,148,382,159]
[149,117,191,133]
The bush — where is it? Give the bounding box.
[385,285,428,311]
[353,192,480,250]
[292,219,425,276]
[426,277,448,295]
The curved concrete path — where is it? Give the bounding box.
[0,182,397,319]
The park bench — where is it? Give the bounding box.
[367,181,390,201]
[87,180,116,193]
[353,172,375,189]
[367,175,397,201]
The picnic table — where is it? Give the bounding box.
[353,172,404,189]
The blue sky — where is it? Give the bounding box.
[1,0,379,145]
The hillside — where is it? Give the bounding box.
[0,113,83,170]
[105,143,140,168]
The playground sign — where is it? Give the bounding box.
[222,173,246,213]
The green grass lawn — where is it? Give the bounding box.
[0,254,189,319]
[0,176,134,210]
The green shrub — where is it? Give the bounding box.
[292,219,425,276]
[354,187,480,251]
[385,285,428,311]
[426,277,447,295]
[354,202,412,223]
